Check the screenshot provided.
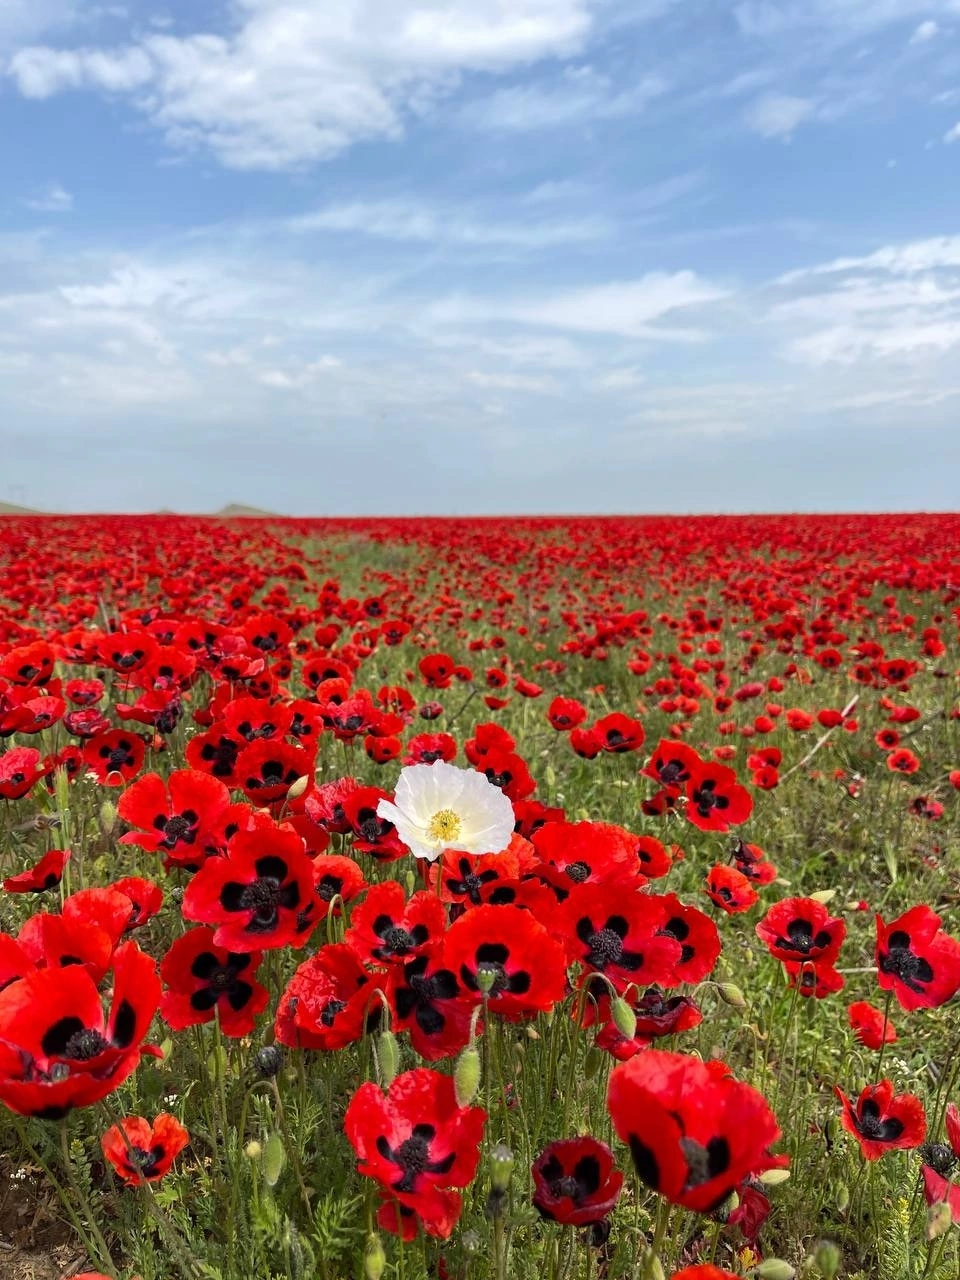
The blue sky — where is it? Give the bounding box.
[2,0,960,514]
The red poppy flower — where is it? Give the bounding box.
[118,769,231,867]
[311,854,368,915]
[531,820,642,893]
[0,747,48,800]
[704,866,758,914]
[160,926,268,1037]
[783,958,844,998]
[670,1269,739,1280]
[532,1136,623,1227]
[344,1068,486,1238]
[236,738,311,803]
[109,877,164,931]
[182,819,318,951]
[875,905,960,1011]
[556,884,683,993]
[836,1080,926,1160]
[0,642,55,687]
[922,1165,960,1224]
[345,883,446,967]
[476,750,535,802]
[595,987,702,1060]
[848,1000,897,1050]
[607,1050,786,1213]
[654,894,722,985]
[547,697,588,731]
[3,847,70,894]
[443,904,567,1020]
[389,952,474,1061]
[275,943,383,1051]
[887,748,920,774]
[185,726,243,786]
[419,653,455,690]
[0,941,160,1118]
[403,732,457,766]
[83,730,146,786]
[755,897,846,966]
[594,712,645,754]
[341,785,408,862]
[102,1113,189,1185]
[641,739,702,794]
[685,763,753,833]
[427,836,531,907]
[727,1180,772,1244]
[304,776,361,834]
[569,727,603,758]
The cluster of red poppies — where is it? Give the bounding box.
[1,511,959,1272]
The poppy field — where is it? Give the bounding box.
[1,511,959,1280]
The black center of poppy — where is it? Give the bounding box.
[879,931,935,991]
[161,813,197,846]
[376,1123,455,1194]
[857,1099,905,1142]
[565,861,590,883]
[587,927,624,966]
[680,1135,730,1189]
[131,1145,160,1173]
[64,1028,111,1060]
[382,925,416,955]
[320,999,347,1026]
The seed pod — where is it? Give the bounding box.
[262,1132,286,1188]
[454,1044,481,1108]
[489,1144,515,1193]
[254,1045,283,1078]
[475,968,497,996]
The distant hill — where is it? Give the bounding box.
[212,503,279,518]
[0,501,41,515]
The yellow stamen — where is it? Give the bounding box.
[427,808,462,844]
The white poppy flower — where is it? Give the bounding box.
[376,760,515,863]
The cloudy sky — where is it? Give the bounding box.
[2,0,960,514]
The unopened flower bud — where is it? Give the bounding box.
[610,997,637,1041]
[454,1045,481,1108]
[927,1200,953,1241]
[364,1233,386,1280]
[287,775,309,801]
[489,1144,515,1193]
[755,1260,795,1280]
[640,1248,666,1280]
[759,1168,790,1186]
[262,1132,285,1188]
[809,889,836,904]
[583,1048,604,1080]
[813,1240,840,1280]
[99,799,118,835]
[716,981,747,1008]
[835,1183,850,1214]
[404,869,417,896]
[376,1030,399,1089]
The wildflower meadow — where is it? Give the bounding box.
[0,510,958,1280]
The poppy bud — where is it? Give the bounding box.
[610,997,637,1042]
[809,889,837,904]
[489,1144,515,1193]
[759,1168,790,1186]
[525,1024,540,1040]
[461,1230,481,1256]
[99,798,118,836]
[716,981,748,1008]
[262,1132,285,1188]
[640,1248,666,1280]
[835,1183,850,1214]
[255,1045,283,1078]
[286,775,309,801]
[403,869,417,896]
[813,1240,840,1279]
[544,764,557,789]
[364,1234,386,1280]
[375,1030,399,1089]
[755,1261,795,1280]
[927,1200,953,1241]
[583,1048,604,1080]
[454,1045,481,1108]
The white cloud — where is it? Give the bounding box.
[461,65,666,131]
[288,197,610,247]
[9,43,152,96]
[23,183,73,212]
[945,121,960,143]
[7,0,596,168]
[744,92,815,138]
[777,235,960,282]
[910,19,939,41]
